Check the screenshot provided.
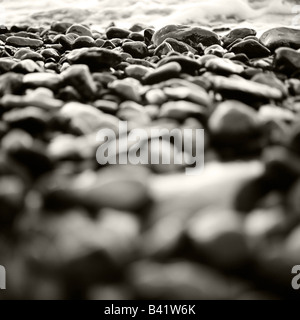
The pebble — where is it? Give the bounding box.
[23,72,62,90]
[205,57,244,74]
[106,27,131,39]
[260,27,300,51]
[143,62,181,85]
[6,36,43,48]
[11,59,43,73]
[51,21,73,33]
[163,85,211,107]
[222,28,256,47]
[67,47,122,70]
[187,208,249,269]
[159,100,206,121]
[59,102,119,134]
[212,75,284,102]
[164,38,196,54]
[230,39,271,59]
[125,64,152,80]
[153,25,220,48]
[274,47,300,75]
[157,55,201,74]
[122,41,148,58]
[153,42,174,57]
[0,72,23,95]
[209,100,262,154]
[66,24,93,38]
[72,36,95,49]
[61,64,97,100]
[109,78,142,103]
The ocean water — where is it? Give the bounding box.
[0,0,299,31]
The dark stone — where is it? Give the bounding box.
[11,59,43,74]
[61,64,97,100]
[209,100,263,155]
[3,107,50,134]
[67,48,122,70]
[58,33,78,50]
[106,27,131,39]
[0,72,23,96]
[72,36,95,49]
[230,39,271,59]
[66,24,93,37]
[0,57,17,72]
[51,21,73,33]
[212,75,283,102]
[0,176,25,229]
[40,48,60,61]
[143,62,181,85]
[154,42,174,57]
[260,27,300,51]
[157,55,201,74]
[153,25,220,48]
[6,36,43,48]
[274,47,300,76]
[122,41,148,58]
[144,28,155,45]
[222,28,256,47]
[164,38,196,54]
[128,32,144,42]
[205,57,244,75]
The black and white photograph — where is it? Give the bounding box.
[0,0,299,302]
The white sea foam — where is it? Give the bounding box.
[0,0,298,30]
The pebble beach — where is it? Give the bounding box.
[0,0,300,300]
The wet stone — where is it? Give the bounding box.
[143,62,181,85]
[6,36,43,48]
[59,102,119,134]
[164,38,196,54]
[40,48,60,61]
[122,41,148,58]
[154,42,174,57]
[125,64,152,80]
[205,57,244,75]
[187,208,249,269]
[222,28,257,47]
[72,36,95,49]
[159,100,207,121]
[12,59,43,73]
[157,55,201,75]
[260,27,300,51]
[23,72,62,90]
[66,24,93,38]
[51,21,73,33]
[212,75,283,102]
[128,32,145,42]
[106,27,131,39]
[230,39,271,59]
[209,100,262,154]
[61,64,97,100]
[153,25,220,48]
[3,107,50,135]
[0,58,17,72]
[94,99,119,114]
[274,47,300,76]
[67,48,122,70]
[109,78,142,103]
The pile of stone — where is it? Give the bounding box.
[0,22,300,299]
